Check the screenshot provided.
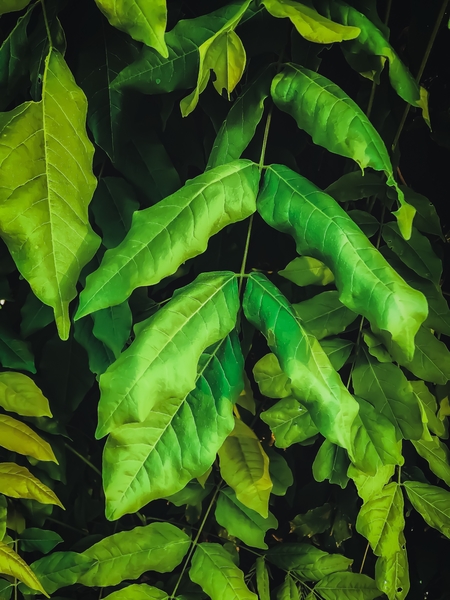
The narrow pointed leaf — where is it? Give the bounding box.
[103,585,168,600]
[257,165,427,361]
[0,416,57,463]
[261,397,319,448]
[0,49,100,339]
[313,572,381,600]
[255,557,270,600]
[293,291,358,340]
[348,464,395,504]
[266,543,352,581]
[77,160,259,318]
[277,574,300,600]
[0,540,48,597]
[102,333,242,520]
[243,273,359,455]
[312,440,350,488]
[412,436,450,486]
[29,552,97,595]
[279,256,334,287]
[95,271,239,438]
[0,463,63,507]
[0,372,52,417]
[375,534,409,600]
[403,481,450,538]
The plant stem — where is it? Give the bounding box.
[64,443,102,477]
[40,0,53,48]
[359,541,370,573]
[366,0,392,119]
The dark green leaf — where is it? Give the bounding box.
[92,302,132,358]
[0,318,35,373]
[312,439,349,489]
[347,210,379,238]
[255,557,270,600]
[410,381,447,438]
[20,292,54,338]
[261,397,319,448]
[290,503,333,538]
[19,529,62,554]
[293,291,358,340]
[325,171,386,203]
[276,574,299,600]
[266,543,352,581]
[266,447,294,496]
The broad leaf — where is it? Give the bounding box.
[261,397,319,448]
[243,272,359,455]
[253,353,292,399]
[103,585,168,600]
[266,543,352,581]
[0,49,100,340]
[189,543,257,600]
[271,66,414,238]
[0,463,63,508]
[277,574,300,600]
[352,352,423,441]
[255,557,270,600]
[375,533,409,600]
[215,487,278,549]
[77,160,259,317]
[320,338,353,371]
[218,418,272,518]
[0,0,31,15]
[293,291,358,340]
[325,171,386,203]
[257,165,427,361]
[0,415,57,462]
[73,316,116,376]
[0,540,48,597]
[262,0,360,43]
[92,302,132,358]
[313,572,381,600]
[30,552,96,595]
[348,210,380,238]
[348,464,395,504]
[412,437,450,486]
[290,504,333,537]
[266,447,294,495]
[94,0,168,57]
[19,529,62,554]
[0,372,52,417]
[102,333,242,520]
[356,482,404,557]
[403,481,450,538]
[279,256,335,287]
[312,440,349,488]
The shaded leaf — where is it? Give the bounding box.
[312,440,349,489]
[313,572,381,600]
[290,504,333,538]
[73,316,116,377]
[0,415,57,462]
[0,463,63,508]
[348,210,379,238]
[20,292,54,338]
[92,302,132,358]
[266,543,352,581]
[279,256,334,287]
[19,529,62,554]
[403,481,450,538]
[293,291,358,340]
[255,557,270,600]
[0,0,31,16]
[266,447,294,496]
[0,320,35,373]
[0,372,51,417]
[410,380,447,439]
[0,540,48,597]
[29,552,96,595]
[277,574,299,600]
[412,436,450,486]
[325,171,386,203]
[261,397,319,448]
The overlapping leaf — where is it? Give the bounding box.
[253,353,292,399]
[102,333,242,520]
[0,415,57,462]
[0,0,31,15]
[0,372,51,417]
[375,533,409,600]
[403,481,450,538]
[410,381,447,438]
[256,557,270,600]
[279,256,335,287]
[261,397,319,447]
[0,463,63,507]
[0,540,48,597]
[277,574,300,600]
[348,464,395,504]
[266,543,352,581]
[293,291,358,340]
[257,165,427,361]
[77,160,259,318]
[103,585,168,600]
[312,440,349,488]
[412,437,450,486]
[312,572,381,600]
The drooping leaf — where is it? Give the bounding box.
[0,463,63,508]
[277,574,300,600]
[0,49,100,340]
[95,271,239,438]
[375,533,409,600]
[356,482,404,558]
[29,552,96,595]
[266,543,352,581]
[253,353,292,399]
[347,464,395,504]
[396,186,443,238]
[261,397,319,448]
[77,160,259,318]
[403,481,450,538]
[0,415,57,463]
[215,487,278,549]
[189,543,257,600]
[293,291,358,340]
[19,529,62,555]
[410,380,447,438]
[362,329,392,363]
[0,496,6,541]
[412,436,450,486]
[352,352,423,441]
[0,320,35,373]
[312,572,381,600]
[0,540,48,597]
[257,164,427,361]
[0,0,31,16]
[312,439,349,489]
[218,418,272,518]
[93,0,168,57]
[243,272,359,455]
[102,333,242,520]
[0,372,52,417]
[262,0,360,43]
[279,256,335,287]
[255,557,270,600]
[237,372,256,415]
[103,585,168,600]
[270,66,414,238]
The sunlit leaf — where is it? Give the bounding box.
[261,397,319,448]
[279,256,335,287]
[320,338,353,371]
[103,585,168,600]
[313,572,381,600]
[375,533,409,600]
[0,372,51,418]
[266,447,294,495]
[253,353,292,399]
[347,464,395,504]
[403,481,450,538]
[293,291,358,340]
[0,463,63,508]
[0,540,48,597]
[0,415,57,463]
[412,436,450,486]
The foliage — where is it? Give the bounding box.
[0,0,449,599]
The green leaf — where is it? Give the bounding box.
[207,66,275,169]
[255,557,270,600]
[253,353,292,399]
[271,66,415,237]
[94,0,168,57]
[243,273,358,455]
[261,397,319,448]
[0,463,63,508]
[410,381,447,438]
[313,572,382,600]
[189,543,257,600]
[73,316,116,377]
[257,164,427,362]
[0,496,6,541]
[290,504,333,538]
[0,540,48,597]
[352,352,423,441]
[19,529,62,554]
[103,585,168,600]
[218,418,272,518]
[0,372,52,418]
[20,292,54,338]
[382,224,442,286]
[279,256,335,287]
[92,302,132,358]
[0,415,57,463]
[0,49,100,340]
[77,160,259,318]
[348,210,380,238]
[30,552,96,595]
[403,481,450,538]
[78,523,190,587]
[0,321,35,373]
[320,338,353,371]
[312,439,349,488]
[215,487,278,549]
[266,543,352,581]
[412,436,450,486]
[397,186,443,238]
[293,291,358,340]
[347,464,395,504]
[0,0,31,15]
[356,482,404,558]
[375,533,410,600]
[262,0,360,43]
[277,574,300,600]
[325,171,386,203]
[362,329,393,363]
[266,447,294,495]
[102,333,242,520]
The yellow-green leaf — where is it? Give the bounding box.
[0,372,52,417]
[0,0,31,15]
[0,415,57,463]
[0,539,49,597]
[348,464,395,504]
[0,463,64,508]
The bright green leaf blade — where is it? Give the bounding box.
[0,372,52,417]
[261,397,319,448]
[77,160,259,318]
[0,415,57,463]
[190,543,257,600]
[412,436,450,486]
[257,165,427,362]
[356,482,404,558]
[0,321,35,373]
[313,572,382,600]
[352,352,423,441]
[0,540,48,597]
[277,574,300,600]
[215,487,278,549]
[92,302,132,358]
[410,380,447,438]
[266,543,352,581]
[218,418,272,518]
[403,480,450,538]
[312,440,349,488]
[279,256,335,287]
[320,338,354,371]
[0,0,31,15]
[95,271,239,438]
[94,0,168,57]
[348,464,395,504]
[253,353,292,399]
[375,534,410,600]
[19,529,62,555]
[262,0,360,43]
[0,463,63,508]
[103,585,168,600]
[207,30,246,98]
[255,557,270,600]
[0,496,6,541]
[30,552,96,595]
[102,333,242,520]
[270,65,412,237]
[397,186,443,238]
[293,291,358,340]
[0,49,100,340]
[243,273,359,455]
[79,523,190,586]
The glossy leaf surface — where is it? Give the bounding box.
[279,256,335,287]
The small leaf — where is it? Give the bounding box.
[279,256,335,287]
[266,543,352,581]
[312,439,349,489]
[92,302,132,359]
[30,552,96,595]
[0,540,48,597]
[253,353,292,399]
[103,585,168,600]
[313,572,381,600]
[0,415,57,463]
[293,291,358,340]
[277,574,300,600]
[261,397,319,448]
[19,529,62,554]
[403,481,450,538]
[189,543,257,600]
[218,418,272,518]
[0,372,51,417]
[412,436,450,486]
[20,292,54,338]
[0,463,63,508]
[348,464,395,504]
